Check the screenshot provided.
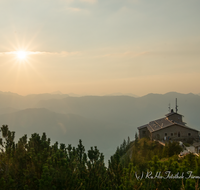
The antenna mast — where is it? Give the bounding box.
[168,103,171,112]
[175,98,178,113]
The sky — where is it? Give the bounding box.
[0,0,200,96]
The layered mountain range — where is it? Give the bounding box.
[0,91,199,162]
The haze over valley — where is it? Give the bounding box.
[0,91,200,162]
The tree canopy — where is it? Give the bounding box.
[0,125,199,189]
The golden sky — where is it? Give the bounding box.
[0,0,200,96]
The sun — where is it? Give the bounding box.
[16,51,28,60]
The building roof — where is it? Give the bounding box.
[165,112,183,117]
[146,117,172,132]
[138,117,199,133]
[137,124,149,130]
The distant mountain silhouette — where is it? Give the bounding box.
[104,93,139,98]
[0,92,69,109]
[0,107,19,115]
[0,108,127,161]
[0,91,200,162]
[36,92,200,129]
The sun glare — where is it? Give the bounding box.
[16,51,27,60]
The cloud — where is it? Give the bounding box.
[65,6,89,14]
[65,6,82,12]
[80,0,97,3]
[103,51,148,57]
[0,51,80,57]
[39,51,80,56]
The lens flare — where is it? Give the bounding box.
[16,51,27,60]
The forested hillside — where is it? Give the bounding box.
[1,125,200,189]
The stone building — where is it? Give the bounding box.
[137,109,199,142]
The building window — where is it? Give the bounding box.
[174,132,177,136]
[165,133,167,136]
[171,133,173,136]
[188,133,191,136]
[143,131,146,135]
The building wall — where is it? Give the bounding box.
[138,127,149,139]
[151,124,199,141]
[167,114,183,123]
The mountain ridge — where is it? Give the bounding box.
[0,91,200,162]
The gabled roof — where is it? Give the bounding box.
[137,124,149,130]
[138,117,199,133]
[146,117,173,133]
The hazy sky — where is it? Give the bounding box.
[0,0,200,96]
